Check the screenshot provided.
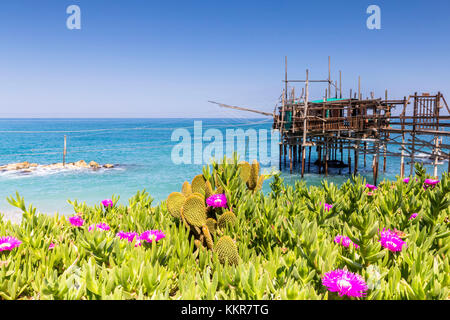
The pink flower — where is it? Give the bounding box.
[320,202,333,211]
[424,179,440,190]
[424,179,439,186]
[139,230,166,243]
[88,223,110,232]
[102,199,114,208]
[409,213,418,220]
[365,184,377,191]
[68,215,84,227]
[322,269,368,298]
[403,177,410,183]
[0,236,22,252]
[49,243,56,250]
[116,231,139,242]
[334,235,359,249]
[206,194,227,208]
[379,229,406,252]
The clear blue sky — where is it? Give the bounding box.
[0,0,449,117]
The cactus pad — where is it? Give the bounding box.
[166,192,185,219]
[256,175,265,191]
[206,218,217,235]
[181,181,192,195]
[205,180,214,199]
[202,225,214,250]
[238,161,251,183]
[215,236,239,265]
[217,211,237,229]
[182,194,207,227]
[247,160,260,190]
[191,174,206,194]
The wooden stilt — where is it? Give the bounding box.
[301,146,306,177]
[325,140,329,176]
[318,145,322,174]
[410,93,418,176]
[308,146,311,172]
[279,144,282,171]
[354,145,359,175]
[289,144,293,174]
[363,141,367,168]
[293,144,297,168]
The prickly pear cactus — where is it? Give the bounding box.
[181,194,207,227]
[205,180,214,199]
[166,192,185,219]
[218,211,237,229]
[202,225,214,250]
[215,236,239,265]
[191,174,207,194]
[238,161,252,183]
[247,160,260,190]
[206,218,217,235]
[181,181,192,196]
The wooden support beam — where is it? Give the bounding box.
[301,146,306,177]
[308,146,311,172]
[325,139,329,176]
[279,144,282,171]
[289,144,293,174]
[318,145,322,174]
[354,145,359,175]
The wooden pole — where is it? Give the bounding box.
[354,145,359,175]
[358,76,361,101]
[289,144,293,174]
[318,145,322,174]
[301,69,309,178]
[410,92,418,175]
[339,71,342,99]
[363,141,367,168]
[63,135,67,166]
[400,97,407,177]
[279,143,282,170]
[383,90,388,172]
[325,139,329,176]
[373,149,379,185]
[328,56,331,99]
[434,93,440,178]
[308,146,311,172]
[434,137,439,178]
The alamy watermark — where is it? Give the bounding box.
[66,5,81,30]
[170,121,280,166]
[366,5,381,30]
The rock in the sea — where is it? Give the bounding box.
[74,160,89,168]
[103,164,114,168]
[16,161,30,169]
[89,161,100,169]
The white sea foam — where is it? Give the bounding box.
[0,166,125,180]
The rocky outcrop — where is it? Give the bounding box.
[89,161,100,169]
[0,160,115,173]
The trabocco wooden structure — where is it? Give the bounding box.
[210,57,450,184]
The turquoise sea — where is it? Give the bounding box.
[0,118,448,222]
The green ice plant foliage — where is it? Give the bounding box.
[0,154,448,300]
